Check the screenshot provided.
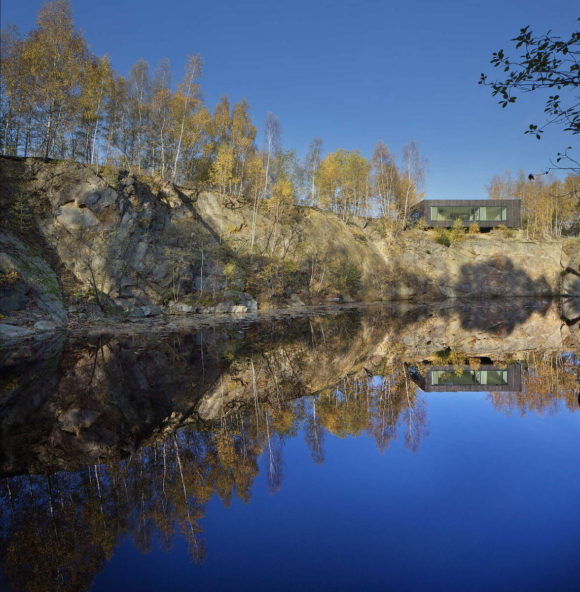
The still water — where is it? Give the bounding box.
[0,301,579,591]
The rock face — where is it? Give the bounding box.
[560,239,580,322]
[386,236,562,300]
[0,230,66,326]
[561,240,580,297]
[0,156,578,330]
[0,157,233,325]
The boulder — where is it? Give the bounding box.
[141,305,162,317]
[240,292,258,311]
[214,302,235,313]
[561,272,580,297]
[56,203,100,231]
[562,298,580,322]
[169,302,194,314]
[34,321,57,331]
[289,294,305,306]
[0,324,32,338]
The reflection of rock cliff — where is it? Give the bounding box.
[0,330,231,476]
[0,307,578,592]
[373,299,578,360]
[0,301,576,477]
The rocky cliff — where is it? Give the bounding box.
[0,156,578,334]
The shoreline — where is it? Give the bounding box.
[1,296,576,342]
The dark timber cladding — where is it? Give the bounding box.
[414,199,521,228]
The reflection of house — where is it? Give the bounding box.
[410,363,522,392]
[413,199,521,228]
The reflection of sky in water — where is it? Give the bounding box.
[0,303,578,592]
[90,391,580,592]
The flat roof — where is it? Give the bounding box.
[416,199,521,205]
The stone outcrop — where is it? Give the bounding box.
[561,240,580,297]
[0,156,578,333]
[0,231,66,328]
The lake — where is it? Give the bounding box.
[0,300,578,592]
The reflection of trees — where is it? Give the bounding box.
[487,353,579,415]
[0,424,254,591]
[1,352,577,592]
[0,310,578,591]
[0,350,577,592]
[0,368,425,592]
[315,365,428,453]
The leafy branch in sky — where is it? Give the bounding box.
[479,21,580,140]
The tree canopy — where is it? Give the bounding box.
[0,0,427,229]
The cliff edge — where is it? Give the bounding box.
[0,156,578,334]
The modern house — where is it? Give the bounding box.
[413,199,521,228]
[408,363,522,393]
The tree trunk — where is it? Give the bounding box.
[44,111,53,160]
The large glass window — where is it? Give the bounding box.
[431,369,508,386]
[479,206,507,221]
[430,206,479,221]
[430,205,507,222]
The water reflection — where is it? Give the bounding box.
[0,301,578,591]
[409,359,521,392]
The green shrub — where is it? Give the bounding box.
[7,193,34,231]
[248,259,305,301]
[495,224,515,238]
[432,219,466,247]
[449,218,466,242]
[324,261,362,297]
[433,226,451,246]
[413,216,428,231]
[0,270,21,287]
[222,260,245,290]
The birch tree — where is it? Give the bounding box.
[18,0,87,159]
[78,55,113,164]
[371,140,400,219]
[150,59,172,177]
[304,137,323,205]
[401,141,426,227]
[231,100,256,196]
[171,54,202,182]
[263,111,281,197]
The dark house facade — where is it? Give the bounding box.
[413,199,521,228]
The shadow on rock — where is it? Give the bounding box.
[455,257,551,299]
[453,298,553,335]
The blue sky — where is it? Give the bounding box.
[2,0,577,198]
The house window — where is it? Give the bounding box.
[479,206,507,221]
[430,205,507,222]
[431,369,508,386]
[430,206,479,221]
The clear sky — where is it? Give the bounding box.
[2,0,577,198]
